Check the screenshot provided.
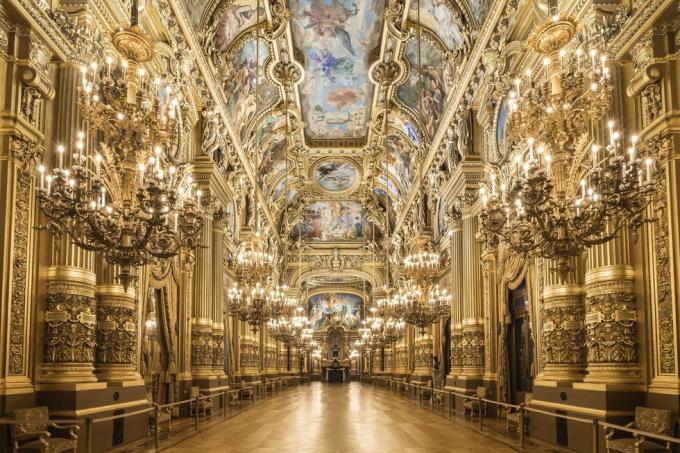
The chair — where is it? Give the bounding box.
[240,381,254,400]
[463,387,487,418]
[190,386,213,417]
[149,404,171,436]
[11,406,79,453]
[505,408,527,434]
[605,407,674,453]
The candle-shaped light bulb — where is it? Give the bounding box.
[514,77,521,97]
[591,144,599,169]
[580,179,586,198]
[490,173,497,194]
[38,164,45,189]
[105,56,113,76]
[589,48,597,69]
[645,158,653,183]
[196,189,202,205]
[94,153,102,175]
[576,47,583,69]
[56,145,64,170]
[46,175,52,195]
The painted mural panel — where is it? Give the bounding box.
[376,175,400,200]
[382,134,413,192]
[313,160,359,192]
[397,38,446,138]
[213,0,265,51]
[259,135,288,189]
[297,201,367,241]
[224,38,278,141]
[291,0,385,139]
[308,293,362,329]
[182,0,210,26]
[408,0,465,50]
[467,0,491,25]
[390,115,421,146]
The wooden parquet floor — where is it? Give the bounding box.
[163,382,527,453]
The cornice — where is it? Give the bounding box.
[9,0,76,61]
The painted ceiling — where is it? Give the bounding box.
[195,0,491,276]
[290,0,385,141]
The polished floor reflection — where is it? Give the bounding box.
[164,382,521,453]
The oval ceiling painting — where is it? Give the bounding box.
[313,159,359,193]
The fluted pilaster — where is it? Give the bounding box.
[191,210,214,377]
[449,219,464,379]
[461,215,484,378]
[211,210,226,376]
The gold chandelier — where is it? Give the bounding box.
[36,2,203,288]
[479,14,655,280]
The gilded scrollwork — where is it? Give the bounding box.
[8,134,40,375]
[44,282,97,365]
[585,282,638,365]
[461,329,484,368]
[191,329,214,367]
[451,332,462,370]
[541,301,586,368]
[96,303,137,365]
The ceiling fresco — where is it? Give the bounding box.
[407,0,465,50]
[308,292,363,330]
[467,0,491,25]
[290,0,385,140]
[291,201,368,242]
[313,159,359,193]
[213,0,265,51]
[224,36,279,141]
[383,134,415,193]
[396,37,447,139]
[258,135,288,189]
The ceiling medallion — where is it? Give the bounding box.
[311,158,360,194]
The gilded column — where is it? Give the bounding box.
[481,244,499,388]
[191,206,214,378]
[460,210,484,380]
[95,261,141,384]
[211,209,226,377]
[394,338,408,376]
[536,258,586,384]
[447,212,463,383]
[41,61,98,384]
[582,227,640,385]
[412,330,433,384]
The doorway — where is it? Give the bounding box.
[506,281,534,404]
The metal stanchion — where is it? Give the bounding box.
[154,406,161,449]
[86,417,93,453]
[194,396,200,430]
[592,419,599,453]
[519,403,525,452]
[478,398,483,431]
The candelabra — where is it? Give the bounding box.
[36,6,203,288]
[479,15,656,280]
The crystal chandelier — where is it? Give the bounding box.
[36,1,203,288]
[479,14,656,280]
[396,237,450,333]
[225,232,278,332]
